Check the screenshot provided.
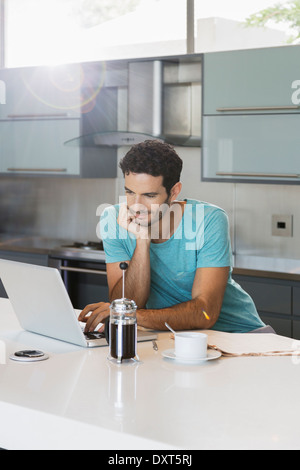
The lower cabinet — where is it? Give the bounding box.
[233,274,300,339]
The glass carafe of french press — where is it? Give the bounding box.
[108,263,139,363]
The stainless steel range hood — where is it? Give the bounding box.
[64,131,200,148]
[64,59,201,149]
[128,61,163,138]
[64,131,163,148]
[127,60,201,147]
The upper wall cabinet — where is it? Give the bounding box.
[202,114,300,182]
[0,63,115,177]
[0,120,80,176]
[0,65,81,119]
[202,46,300,183]
[203,46,300,115]
[0,55,202,178]
[0,65,82,177]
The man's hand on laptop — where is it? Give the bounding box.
[78,302,110,333]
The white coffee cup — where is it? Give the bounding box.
[175,332,208,360]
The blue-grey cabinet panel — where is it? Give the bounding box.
[293,288,300,317]
[292,320,300,340]
[233,274,300,339]
[260,314,292,338]
[202,114,300,182]
[0,121,8,172]
[235,278,292,315]
[0,66,81,118]
[1,119,80,176]
[0,78,6,120]
[204,46,300,115]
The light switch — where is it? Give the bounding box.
[272,215,293,237]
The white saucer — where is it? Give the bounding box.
[161,348,221,364]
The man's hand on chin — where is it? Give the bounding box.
[118,203,150,240]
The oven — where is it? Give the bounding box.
[49,241,109,310]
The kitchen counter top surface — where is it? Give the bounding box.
[233,254,300,281]
[0,235,80,255]
[1,234,300,280]
[1,297,300,450]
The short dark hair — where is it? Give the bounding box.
[119,140,183,195]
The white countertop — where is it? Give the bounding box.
[1,298,300,451]
[233,254,300,280]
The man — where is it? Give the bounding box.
[79,140,265,333]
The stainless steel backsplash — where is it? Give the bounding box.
[0,177,117,242]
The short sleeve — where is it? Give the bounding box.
[196,208,232,268]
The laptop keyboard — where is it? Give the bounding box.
[79,321,106,341]
[84,331,106,340]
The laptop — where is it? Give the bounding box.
[0,259,157,348]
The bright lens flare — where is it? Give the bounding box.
[202,310,210,320]
[20,62,106,112]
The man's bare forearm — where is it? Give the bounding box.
[110,239,151,308]
[137,297,219,331]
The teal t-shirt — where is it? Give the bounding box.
[100,199,265,333]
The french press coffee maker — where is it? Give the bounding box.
[107,263,139,363]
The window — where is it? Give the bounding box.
[194,0,294,52]
[5,0,188,67]
[4,0,296,68]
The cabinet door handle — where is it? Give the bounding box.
[7,113,69,119]
[216,172,300,178]
[7,168,67,172]
[216,106,300,112]
[60,266,107,276]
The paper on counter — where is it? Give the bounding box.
[202,330,300,357]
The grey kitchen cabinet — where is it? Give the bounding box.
[203,46,300,115]
[0,55,202,179]
[202,45,300,184]
[0,65,82,177]
[292,288,300,338]
[0,251,49,299]
[233,274,300,339]
[202,114,300,182]
[0,64,117,178]
[0,78,6,120]
[0,119,80,176]
[0,65,81,119]
[233,278,292,315]
[0,121,8,172]
[294,287,300,316]
[258,314,292,338]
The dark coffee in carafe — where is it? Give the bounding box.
[109,298,137,363]
[110,320,137,360]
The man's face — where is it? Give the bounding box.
[124,172,171,227]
